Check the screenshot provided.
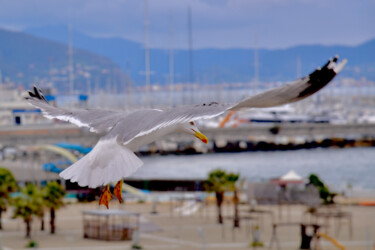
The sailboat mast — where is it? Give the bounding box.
[169,11,174,107]
[144,0,151,107]
[68,23,74,95]
[188,6,194,104]
[254,30,259,91]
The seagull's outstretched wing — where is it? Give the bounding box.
[116,56,347,144]
[27,56,346,143]
[25,86,125,133]
[229,55,347,110]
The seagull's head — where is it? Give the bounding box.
[179,121,208,144]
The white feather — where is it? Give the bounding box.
[59,139,143,188]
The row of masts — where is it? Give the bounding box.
[65,1,299,104]
[143,0,196,107]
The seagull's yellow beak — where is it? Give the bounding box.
[194,131,208,144]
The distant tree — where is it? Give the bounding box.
[226,172,240,228]
[0,168,17,230]
[13,184,44,238]
[308,174,336,204]
[43,181,66,234]
[205,169,227,224]
[38,209,46,231]
[308,174,325,188]
[38,187,46,232]
[205,169,240,225]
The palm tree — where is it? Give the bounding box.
[37,189,46,232]
[43,181,66,234]
[204,169,227,224]
[226,172,240,228]
[205,169,240,225]
[308,174,336,204]
[0,168,17,230]
[13,184,44,238]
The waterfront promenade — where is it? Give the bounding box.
[1,200,374,249]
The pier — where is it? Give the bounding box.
[1,123,375,146]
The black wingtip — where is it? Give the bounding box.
[297,56,343,98]
[26,84,48,103]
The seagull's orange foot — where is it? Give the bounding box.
[114,180,123,203]
[99,184,113,209]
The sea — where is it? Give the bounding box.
[133,147,375,195]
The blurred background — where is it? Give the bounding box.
[0,0,374,249]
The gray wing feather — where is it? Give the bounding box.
[230,56,347,110]
[116,104,230,144]
[117,56,346,144]
[25,86,124,133]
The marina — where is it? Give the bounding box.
[0,1,374,249]
[1,122,375,149]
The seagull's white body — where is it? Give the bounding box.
[116,110,180,151]
[125,122,177,151]
[59,109,181,188]
[25,56,347,188]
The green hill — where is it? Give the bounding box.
[0,28,122,93]
[26,26,375,83]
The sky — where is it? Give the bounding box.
[0,0,374,49]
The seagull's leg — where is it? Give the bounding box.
[99,184,112,209]
[113,180,123,203]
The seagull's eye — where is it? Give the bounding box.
[189,121,194,126]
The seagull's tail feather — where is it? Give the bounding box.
[59,139,143,188]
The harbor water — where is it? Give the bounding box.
[134,147,375,193]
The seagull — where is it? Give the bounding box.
[26,56,347,208]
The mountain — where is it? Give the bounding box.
[0,28,123,92]
[12,26,375,86]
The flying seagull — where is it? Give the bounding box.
[26,56,347,208]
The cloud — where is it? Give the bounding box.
[0,0,374,49]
